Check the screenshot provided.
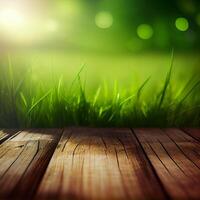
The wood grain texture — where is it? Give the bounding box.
[183,128,200,141]
[36,128,165,200]
[1,128,200,200]
[134,128,200,199]
[0,129,20,144]
[0,129,62,200]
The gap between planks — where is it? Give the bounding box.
[0,129,63,200]
[0,128,200,200]
[133,128,200,199]
[35,128,166,200]
[0,129,22,145]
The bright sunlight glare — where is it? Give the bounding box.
[0,6,60,43]
[0,8,26,31]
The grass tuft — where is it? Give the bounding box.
[0,54,200,128]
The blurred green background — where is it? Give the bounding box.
[0,0,200,127]
[1,0,200,51]
[0,0,200,86]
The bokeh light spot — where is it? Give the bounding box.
[95,11,113,29]
[175,17,189,31]
[137,24,153,40]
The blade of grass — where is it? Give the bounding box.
[14,68,30,97]
[120,76,150,106]
[26,89,52,116]
[158,49,174,109]
[92,86,101,106]
[57,75,63,98]
[7,55,14,91]
[69,63,85,91]
[175,74,197,99]
[179,79,200,104]
[20,92,28,107]
[120,94,136,106]
[136,76,151,100]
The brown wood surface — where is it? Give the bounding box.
[134,128,200,199]
[0,129,62,199]
[183,128,200,141]
[36,128,165,200]
[0,128,200,200]
[0,129,20,144]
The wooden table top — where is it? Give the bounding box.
[0,128,199,200]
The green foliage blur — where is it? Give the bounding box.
[0,0,200,52]
[0,0,200,128]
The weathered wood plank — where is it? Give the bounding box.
[36,128,166,200]
[134,128,200,199]
[183,128,200,141]
[0,129,62,199]
[0,129,20,144]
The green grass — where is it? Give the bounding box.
[0,51,200,128]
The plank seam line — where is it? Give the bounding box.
[170,129,200,145]
[4,141,40,198]
[0,130,22,145]
[162,129,200,171]
[157,140,188,176]
[14,140,40,186]
[116,137,129,160]
[0,141,27,179]
[30,128,65,200]
[147,142,172,175]
[145,140,189,195]
[113,146,130,199]
[181,129,200,143]
[130,128,171,200]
